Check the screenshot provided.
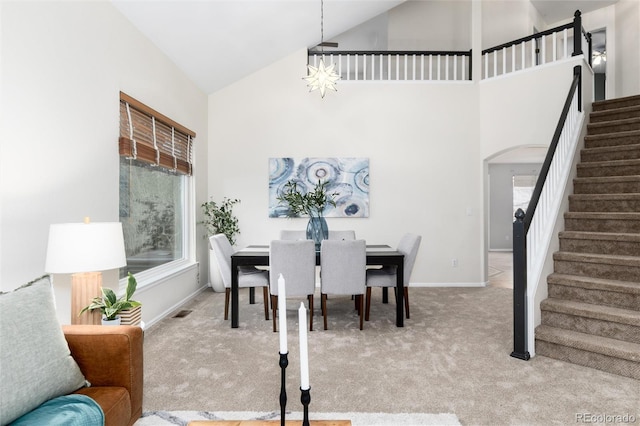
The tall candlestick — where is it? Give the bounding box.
[278,274,287,354]
[298,302,309,390]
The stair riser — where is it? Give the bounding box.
[593,97,640,112]
[581,149,640,162]
[548,283,640,311]
[569,197,640,212]
[590,110,640,123]
[585,134,640,149]
[576,163,640,178]
[554,259,640,282]
[564,217,640,233]
[587,121,640,135]
[574,180,640,194]
[559,238,640,257]
[541,311,640,344]
[535,340,640,380]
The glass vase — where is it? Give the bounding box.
[306,215,328,250]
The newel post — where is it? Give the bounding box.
[511,208,530,360]
[572,10,582,57]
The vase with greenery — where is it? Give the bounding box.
[277,180,337,249]
[79,273,141,325]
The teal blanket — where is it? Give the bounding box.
[9,394,104,426]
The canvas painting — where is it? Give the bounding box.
[269,157,369,218]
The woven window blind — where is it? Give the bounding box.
[119,92,195,175]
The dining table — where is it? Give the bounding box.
[230,244,405,329]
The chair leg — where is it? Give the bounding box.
[358,295,364,330]
[321,294,328,330]
[263,287,270,320]
[404,287,410,319]
[271,295,278,332]
[365,287,372,321]
[224,288,230,320]
[308,295,314,331]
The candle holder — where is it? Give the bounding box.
[300,387,311,426]
[279,352,288,426]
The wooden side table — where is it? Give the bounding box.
[188,421,351,426]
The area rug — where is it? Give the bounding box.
[136,410,461,425]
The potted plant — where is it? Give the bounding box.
[79,273,141,325]
[201,197,240,292]
[277,180,337,248]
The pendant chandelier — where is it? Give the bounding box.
[303,0,340,98]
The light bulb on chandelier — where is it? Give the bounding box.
[303,0,340,98]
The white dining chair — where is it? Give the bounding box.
[269,239,316,332]
[328,230,356,240]
[365,233,422,321]
[279,230,306,240]
[209,234,270,321]
[320,239,366,330]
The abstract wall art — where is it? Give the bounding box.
[269,157,369,218]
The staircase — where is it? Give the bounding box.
[535,94,640,380]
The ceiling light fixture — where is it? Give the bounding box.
[303,0,340,98]
[593,50,606,66]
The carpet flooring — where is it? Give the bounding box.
[139,286,639,425]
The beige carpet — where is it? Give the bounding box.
[140,286,639,425]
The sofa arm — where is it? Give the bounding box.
[63,325,143,419]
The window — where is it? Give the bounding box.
[118,92,195,278]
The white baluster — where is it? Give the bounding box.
[502,47,506,75]
[541,35,546,64]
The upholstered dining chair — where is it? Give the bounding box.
[365,233,422,321]
[328,230,356,240]
[279,230,306,240]
[209,234,270,321]
[320,239,367,330]
[269,239,316,332]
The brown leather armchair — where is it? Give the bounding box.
[62,325,143,426]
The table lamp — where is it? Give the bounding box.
[45,218,127,325]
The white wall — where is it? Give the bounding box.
[209,49,483,286]
[614,0,640,97]
[0,1,209,325]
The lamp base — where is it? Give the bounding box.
[71,272,103,325]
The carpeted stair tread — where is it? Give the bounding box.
[554,250,640,267]
[541,298,640,327]
[580,143,640,161]
[584,130,640,149]
[568,193,640,212]
[564,211,640,221]
[559,230,640,243]
[586,117,640,136]
[592,94,640,112]
[573,175,640,194]
[589,105,640,123]
[548,273,640,295]
[576,159,640,178]
[535,324,640,362]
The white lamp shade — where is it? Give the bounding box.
[45,222,127,273]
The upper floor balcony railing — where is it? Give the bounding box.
[482,10,591,79]
[307,50,472,82]
[308,10,591,84]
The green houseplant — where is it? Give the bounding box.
[277,180,337,249]
[201,197,241,292]
[201,197,240,245]
[79,273,141,324]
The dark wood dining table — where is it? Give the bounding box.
[230,244,405,328]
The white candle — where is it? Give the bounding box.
[278,274,287,354]
[298,302,310,390]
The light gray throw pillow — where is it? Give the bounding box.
[0,275,87,425]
